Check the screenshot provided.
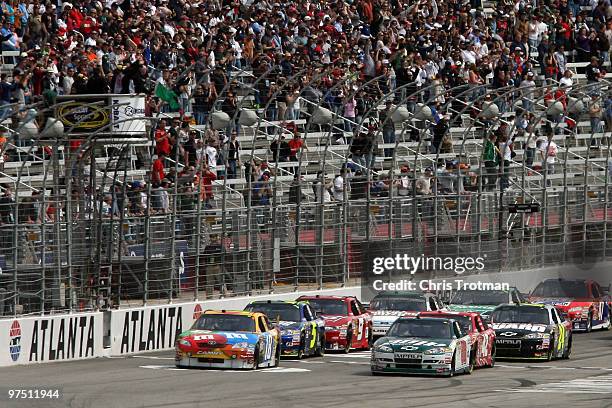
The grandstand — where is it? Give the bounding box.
[0,1,611,317]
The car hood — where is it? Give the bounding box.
[276,321,303,331]
[447,304,497,314]
[375,336,453,352]
[178,330,259,346]
[321,315,351,327]
[529,297,592,307]
[491,323,550,337]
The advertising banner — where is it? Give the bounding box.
[107,302,203,355]
[0,312,104,366]
[111,95,146,134]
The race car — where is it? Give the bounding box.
[175,310,281,369]
[419,310,496,368]
[244,300,325,358]
[490,303,572,360]
[529,278,611,332]
[369,291,444,340]
[447,287,526,322]
[371,316,475,377]
[297,295,372,352]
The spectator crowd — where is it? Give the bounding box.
[0,0,611,241]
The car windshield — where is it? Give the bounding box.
[426,315,472,334]
[191,314,256,332]
[491,306,550,325]
[531,281,589,298]
[387,319,453,339]
[450,290,508,306]
[305,299,347,315]
[369,298,427,311]
[245,303,301,322]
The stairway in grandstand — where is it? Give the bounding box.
[0,0,610,254]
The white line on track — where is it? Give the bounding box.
[496,373,612,394]
[138,365,311,373]
[132,356,175,360]
[329,360,369,365]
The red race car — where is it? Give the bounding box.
[529,279,612,332]
[419,310,496,368]
[297,295,372,352]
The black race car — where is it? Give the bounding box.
[490,303,572,361]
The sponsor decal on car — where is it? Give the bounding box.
[491,323,547,332]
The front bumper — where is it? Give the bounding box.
[281,335,302,355]
[175,353,255,369]
[370,352,453,376]
[495,338,551,359]
[571,318,590,332]
[325,329,349,350]
[372,324,392,337]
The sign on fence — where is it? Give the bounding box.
[107,302,202,355]
[0,312,104,366]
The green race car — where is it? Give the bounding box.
[447,287,526,321]
[371,316,475,377]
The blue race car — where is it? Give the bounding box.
[244,300,325,358]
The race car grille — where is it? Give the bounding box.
[197,358,225,364]
[496,339,521,349]
[395,364,422,369]
[395,357,422,364]
[197,342,222,349]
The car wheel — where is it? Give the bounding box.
[365,325,373,350]
[251,345,261,370]
[466,349,475,374]
[603,314,611,331]
[297,334,305,360]
[316,332,325,357]
[445,352,456,377]
[344,328,352,354]
[546,337,554,361]
[273,339,281,367]
[562,336,572,359]
[586,314,593,333]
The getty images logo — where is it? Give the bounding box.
[372,254,487,275]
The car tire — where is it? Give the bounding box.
[364,325,373,350]
[315,332,325,357]
[546,337,554,361]
[466,349,475,375]
[297,334,305,360]
[489,345,496,368]
[445,352,456,377]
[272,339,281,367]
[602,313,611,331]
[586,314,593,333]
[251,345,261,370]
[562,336,572,360]
[344,328,352,354]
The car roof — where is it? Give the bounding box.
[297,295,353,301]
[373,291,429,299]
[494,303,553,310]
[540,278,590,284]
[248,300,303,306]
[203,310,260,318]
[419,310,478,318]
[396,316,458,325]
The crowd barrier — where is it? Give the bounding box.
[0,262,609,366]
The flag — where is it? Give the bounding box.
[154,82,180,110]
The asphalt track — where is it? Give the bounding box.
[1,330,611,408]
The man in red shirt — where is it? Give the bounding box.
[287,133,307,174]
[152,153,165,186]
[155,120,171,156]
